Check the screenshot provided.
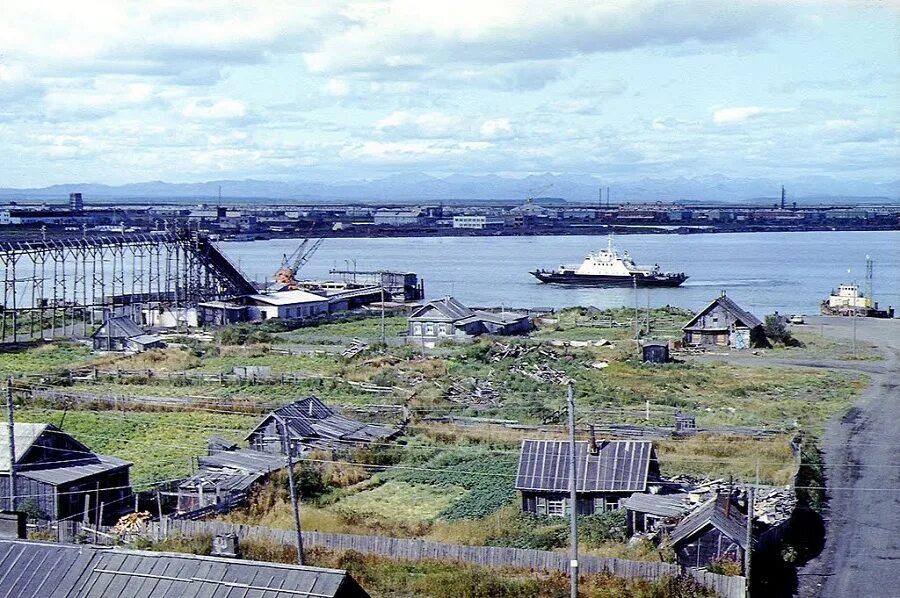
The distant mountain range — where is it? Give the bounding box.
[1,173,898,205]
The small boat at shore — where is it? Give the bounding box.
[530,239,687,287]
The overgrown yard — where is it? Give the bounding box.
[15,407,256,485]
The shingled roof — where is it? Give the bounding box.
[666,494,748,549]
[515,439,657,493]
[683,294,762,331]
[0,539,369,597]
[247,396,400,446]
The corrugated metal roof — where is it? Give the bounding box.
[666,494,748,548]
[515,440,655,493]
[246,397,400,445]
[624,492,692,518]
[0,423,48,472]
[19,455,131,486]
[0,539,369,597]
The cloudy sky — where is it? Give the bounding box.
[0,0,897,187]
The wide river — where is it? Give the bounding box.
[221,231,900,316]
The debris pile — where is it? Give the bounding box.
[447,378,500,406]
[342,339,369,358]
[512,362,571,385]
[112,511,152,535]
[666,475,797,527]
[490,343,535,361]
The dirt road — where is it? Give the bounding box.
[795,316,900,597]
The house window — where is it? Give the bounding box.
[413,323,422,335]
[426,323,435,336]
[594,497,606,512]
[547,498,566,517]
[439,324,447,335]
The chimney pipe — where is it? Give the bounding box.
[589,424,598,453]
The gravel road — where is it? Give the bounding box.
[795,316,900,597]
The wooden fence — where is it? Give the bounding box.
[148,519,746,598]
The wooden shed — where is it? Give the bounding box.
[682,292,765,350]
[515,439,660,516]
[0,423,132,524]
[91,316,164,352]
[641,341,670,363]
[665,494,747,571]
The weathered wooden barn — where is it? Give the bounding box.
[246,396,402,456]
[682,292,765,350]
[91,316,164,352]
[0,423,132,524]
[665,494,747,571]
[407,296,531,345]
[515,439,660,516]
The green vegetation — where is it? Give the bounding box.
[15,407,255,485]
[532,306,693,342]
[0,341,103,376]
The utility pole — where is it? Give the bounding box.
[633,276,639,354]
[566,383,579,598]
[744,486,755,591]
[380,285,386,348]
[278,416,305,565]
[5,378,17,511]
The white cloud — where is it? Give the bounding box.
[712,106,793,125]
[375,111,460,137]
[181,98,249,121]
[324,79,351,97]
[480,118,513,139]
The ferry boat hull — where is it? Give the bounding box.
[530,271,688,287]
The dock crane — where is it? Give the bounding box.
[273,237,324,289]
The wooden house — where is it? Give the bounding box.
[246,396,402,457]
[0,423,132,524]
[682,292,765,350]
[407,296,531,345]
[665,494,748,571]
[515,439,660,516]
[91,316,164,352]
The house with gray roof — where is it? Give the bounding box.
[682,291,765,350]
[0,538,370,597]
[0,423,131,524]
[515,439,659,516]
[664,494,748,571]
[407,296,531,345]
[91,316,164,352]
[246,396,402,456]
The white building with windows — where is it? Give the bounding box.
[246,290,330,320]
[451,215,503,229]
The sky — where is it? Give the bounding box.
[0,0,897,187]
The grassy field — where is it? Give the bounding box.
[532,306,693,342]
[0,342,109,376]
[15,407,256,485]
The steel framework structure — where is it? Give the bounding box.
[0,230,255,342]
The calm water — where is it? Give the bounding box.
[222,231,900,317]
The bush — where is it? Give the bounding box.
[706,557,743,576]
[579,510,627,545]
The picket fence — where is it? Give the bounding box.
[149,519,745,598]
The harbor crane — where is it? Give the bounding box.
[273,237,324,289]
